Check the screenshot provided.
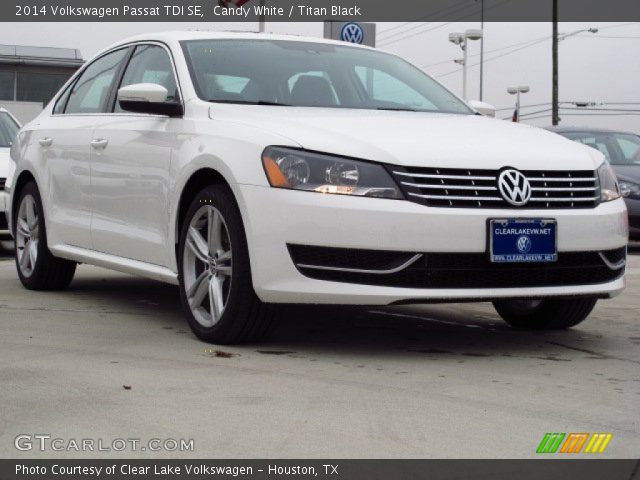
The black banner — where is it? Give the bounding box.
[2,460,640,480]
[4,0,640,22]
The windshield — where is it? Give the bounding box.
[0,112,19,148]
[181,39,472,114]
[563,131,640,166]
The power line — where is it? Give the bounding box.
[434,35,550,78]
[379,0,516,47]
[376,22,413,36]
[597,22,640,31]
[422,34,550,68]
[496,102,640,112]
[575,34,640,39]
[378,22,459,46]
[377,0,475,40]
[377,23,434,41]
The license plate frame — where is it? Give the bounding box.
[489,218,558,263]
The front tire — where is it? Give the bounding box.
[493,297,598,330]
[14,181,76,290]
[178,185,277,344]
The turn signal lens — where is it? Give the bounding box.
[262,156,291,188]
[597,162,621,202]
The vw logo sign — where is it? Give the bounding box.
[341,23,364,44]
[516,235,532,254]
[497,169,532,206]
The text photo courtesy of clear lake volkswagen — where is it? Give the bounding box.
[0,0,639,477]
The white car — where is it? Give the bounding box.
[0,108,20,241]
[6,32,628,344]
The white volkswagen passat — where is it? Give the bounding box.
[6,32,628,344]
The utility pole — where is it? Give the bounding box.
[258,0,265,32]
[479,0,484,101]
[552,0,559,125]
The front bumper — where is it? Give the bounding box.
[237,184,628,305]
[0,190,11,239]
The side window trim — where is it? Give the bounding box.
[59,46,129,115]
[108,41,183,114]
[53,79,76,115]
[105,46,135,113]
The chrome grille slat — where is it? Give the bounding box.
[527,177,595,182]
[532,187,596,192]
[530,197,597,202]
[401,182,498,191]
[392,167,599,209]
[408,193,503,201]
[392,171,496,181]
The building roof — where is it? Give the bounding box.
[0,44,83,68]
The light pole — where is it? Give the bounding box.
[449,29,483,101]
[508,85,530,122]
[552,22,598,125]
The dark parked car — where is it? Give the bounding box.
[547,126,640,240]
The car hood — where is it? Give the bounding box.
[209,105,603,170]
[611,165,640,184]
[0,148,11,179]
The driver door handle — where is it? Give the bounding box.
[39,137,53,147]
[90,138,109,150]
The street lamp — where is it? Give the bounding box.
[449,28,483,101]
[552,25,598,125]
[508,85,530,122]
[558,27,598,41]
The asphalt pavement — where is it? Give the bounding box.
[0,247,638,458]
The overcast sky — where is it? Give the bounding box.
[1,21,638,131]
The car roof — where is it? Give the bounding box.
[546,125,638,136]
[102,30,377,55]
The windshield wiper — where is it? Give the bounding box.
[208,99,292,106]
[376,107,419,112]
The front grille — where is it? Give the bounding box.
[290,245,625,289]
[390,167,599,209]
[0,178,6,190]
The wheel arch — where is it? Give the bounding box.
[11,170,38,234]
[175,168,233,259]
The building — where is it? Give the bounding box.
[0,44,83,124]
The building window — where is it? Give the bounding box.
[16,72,71,106]
[0,70,15,100]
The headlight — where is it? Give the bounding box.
[262,147,403,199]
[597,163,621,202]
[618,180,640,200]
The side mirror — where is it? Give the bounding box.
[117,83,183,117]
[468,100,496,118]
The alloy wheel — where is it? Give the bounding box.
[15,194,39,278]
[182,205,233,327]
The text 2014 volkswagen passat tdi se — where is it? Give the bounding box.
[6,32,628,344]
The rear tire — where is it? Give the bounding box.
[493,297,597,330]
[14,181,76,290]
[178,184,277,344]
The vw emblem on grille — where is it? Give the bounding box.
[497,169,532,206]
[341,23,364,44]
[516,235,532,254]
